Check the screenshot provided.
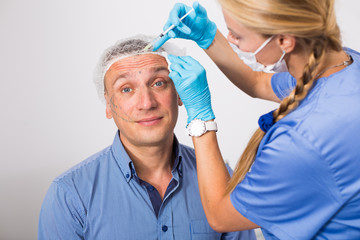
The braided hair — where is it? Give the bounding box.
[217,0,343,193]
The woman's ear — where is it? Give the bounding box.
[277,35,296,53]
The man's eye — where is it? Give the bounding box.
[154,81,164,87]
[121,87,132,93]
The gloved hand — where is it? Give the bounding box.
[153,1,217,51]
[168,54,215,124]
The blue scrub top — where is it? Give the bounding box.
[230,48,360,239]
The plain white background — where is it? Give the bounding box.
[0,0,359,239]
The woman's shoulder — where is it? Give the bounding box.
[344,47,360,58]
[344,47,360,70]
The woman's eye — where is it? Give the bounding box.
[230,31,241,41]
[121,87,132,93]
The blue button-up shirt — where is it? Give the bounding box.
[39,132,255,240]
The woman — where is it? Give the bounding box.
[154,0,360,239]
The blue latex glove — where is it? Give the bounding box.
[168,54,215,124]
[153,1,217,51]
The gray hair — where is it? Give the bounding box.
[94,34,185,103]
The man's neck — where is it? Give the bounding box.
[120,134,175,199]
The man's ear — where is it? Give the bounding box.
[277,35,296,53]
[105,93,113,119]
[177,94,183,106]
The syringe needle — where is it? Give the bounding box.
[143,8,194,51]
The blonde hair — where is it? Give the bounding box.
[219,0,343,193]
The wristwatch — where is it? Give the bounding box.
[186,119,217,137]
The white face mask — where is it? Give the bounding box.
[230,36,288,73]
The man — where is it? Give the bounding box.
[38,35,256,239]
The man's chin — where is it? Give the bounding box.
[135,132,172,147]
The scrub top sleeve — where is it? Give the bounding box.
[225,163,234,175]
[271,72,296,100]
[221,229,257,240]
[38,181,85,240]
[230,128,343,239]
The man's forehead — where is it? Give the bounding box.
[108,54,168,73]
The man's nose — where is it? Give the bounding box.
[137,87,158,110]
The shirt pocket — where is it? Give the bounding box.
[190,219,221,240]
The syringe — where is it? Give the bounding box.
[143,8,194,51]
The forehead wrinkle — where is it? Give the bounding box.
[105,54,169,89]
[109,54,168,71]
[109,65,169,89]
[152,66,170,74]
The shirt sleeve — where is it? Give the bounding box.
[220,229,257,240]
[221,164,257,239]
[271,72,296,100]
[38,181,85,240]
[230,128,343,239]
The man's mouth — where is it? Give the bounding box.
[136,117,163,126]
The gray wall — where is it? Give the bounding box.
[1,0,359,239]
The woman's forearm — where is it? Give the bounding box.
[192,131,230,224]
[192,130,259,232]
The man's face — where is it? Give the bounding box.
[104,53,181,147]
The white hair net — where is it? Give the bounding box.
[94,34,186,103]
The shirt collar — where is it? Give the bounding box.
[110,131,183,182]
[110,131,133,182]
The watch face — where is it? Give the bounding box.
[188,119,206,137]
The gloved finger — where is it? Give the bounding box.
[168,3,193,33]
[168,54,188,64]
[163,18,187,35]
[152,35,170,51]
[169,62,186,73]
[176,22,192,35]
[171,55,198,69]
[168,30,176,39]
[168,3,190,28]
[168,55,191,70]
[178,55,197,64]
[163,18,174,32]
[167,54,183,64]
[193,1,207,18]
[161,21,179,39]
[169,71,182,84]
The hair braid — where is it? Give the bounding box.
[221,0,343,194]
[274,39,327,122]
[226,39,328,194]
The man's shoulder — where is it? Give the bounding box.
[178,143,197,171]
[178,143,195,159]
[54,145,113,185]
[179,142,195,153]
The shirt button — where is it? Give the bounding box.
[147,186,155,191]
[126,173,130,178]
[162,225,168,232]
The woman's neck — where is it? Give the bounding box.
[287,48,351,80]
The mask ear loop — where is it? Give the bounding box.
[278,50,286,62]
[254,35,275,55]
[263,49,287,72]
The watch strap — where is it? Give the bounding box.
[205,121,218,132]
